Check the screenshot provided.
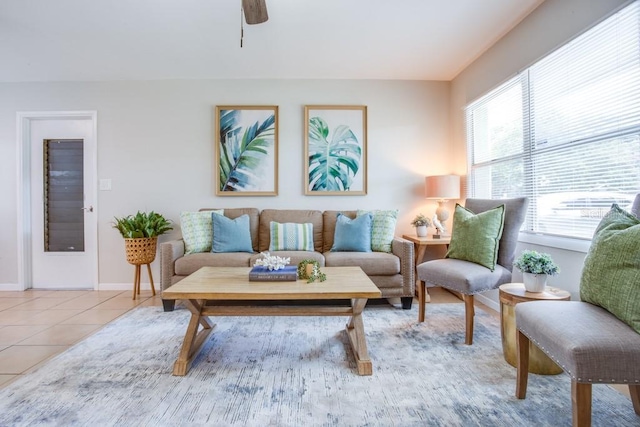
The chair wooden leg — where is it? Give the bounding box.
[146,263,156,296]
[418,281,426,322]
[572,381,592,427]
[516,329,530,399]
[464,294,474,345]
[630,384,640,415]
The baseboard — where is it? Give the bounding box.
[475,293,499,312]
[98,282,156,291]
[0,283,23,291]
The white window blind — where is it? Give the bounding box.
[466,0,640,240]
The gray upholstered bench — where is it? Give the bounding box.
[516,301,640,425]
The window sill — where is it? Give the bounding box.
[518,232,591,254]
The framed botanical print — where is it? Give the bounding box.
[304,105,367,195]
[215,105,278,196]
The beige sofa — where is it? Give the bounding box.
[160,208,415,311]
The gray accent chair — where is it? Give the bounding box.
[515,194,640,426]
[416,197,528,345]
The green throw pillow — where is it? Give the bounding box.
[580,204,640,334]
[446,204,505,271]
[357,209,398,253]
[180,210,224,254]
[269,221,314,251]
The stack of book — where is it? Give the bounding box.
[249,265,298,281]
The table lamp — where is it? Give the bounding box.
[425,175,460,236]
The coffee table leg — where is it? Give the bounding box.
[173,299,215,376]
[345,298,373,376]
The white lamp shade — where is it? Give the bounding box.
[425,175,460,200]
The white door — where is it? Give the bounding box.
[29,117,97,289]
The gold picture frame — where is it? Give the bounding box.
[304,105,367,196]
[215,105,278,196]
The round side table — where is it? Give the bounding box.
[499,283,570,375]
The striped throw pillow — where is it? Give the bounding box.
[268,221,314,251]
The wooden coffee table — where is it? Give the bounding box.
[162,266,381,376]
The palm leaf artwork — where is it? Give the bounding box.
[308,116,361,191]
[219,109,275,192]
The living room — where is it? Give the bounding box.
[1,0,639,425]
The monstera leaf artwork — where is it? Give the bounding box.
[305,106,367,195]
[216,106,278,196]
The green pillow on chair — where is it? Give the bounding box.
[446,203,505,271]
[580,204,640,334]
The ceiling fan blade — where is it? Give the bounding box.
[242,0,269,25]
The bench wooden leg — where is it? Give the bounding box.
[516,329,529,399]
[464,294,474,345]
[572,381,592,427]
[630,384,640,416]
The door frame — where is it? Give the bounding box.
[16,111,99,290]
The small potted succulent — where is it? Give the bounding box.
[411,213,432,237]
[513,250,560,292]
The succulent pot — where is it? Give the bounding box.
[523,272,547,293]
[416,225,428,237]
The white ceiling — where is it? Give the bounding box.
[0,0,544,83]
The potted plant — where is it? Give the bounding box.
[113,211,172,299]
[513,250,560,292]
[411,213,432,237]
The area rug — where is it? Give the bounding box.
[0,304,637,426]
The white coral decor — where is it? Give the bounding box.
[253,252,290,271]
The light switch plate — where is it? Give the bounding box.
[99,179,112,191]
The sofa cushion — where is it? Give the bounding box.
[357,209,398,253]
[175,252,253,275]
[580,204,640,334]
[331,213,372,252]
[259,209,323,252]
[201,208,260,252]
[446,203,505,271]
[324,251,400,276]
[212,214,253,253]
[323,210,357,253]
[268,222,314,251]
[180,210,224,254]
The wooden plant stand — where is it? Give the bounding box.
[125,237,158,300]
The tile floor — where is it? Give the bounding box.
[0,289,163,388]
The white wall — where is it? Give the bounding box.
[450,0,628,305]
[0,79,450,287]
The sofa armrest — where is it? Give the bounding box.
[160,239,185,292]
[392,236,415,296]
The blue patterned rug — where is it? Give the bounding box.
[0,303,636,426]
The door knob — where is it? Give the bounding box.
[82,206,94,212]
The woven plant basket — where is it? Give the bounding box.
[124,237,158,265]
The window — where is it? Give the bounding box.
[466,1,640,240]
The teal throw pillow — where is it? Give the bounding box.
[580,204,640,334]
[446,204,505,271]
[180,210,224,254]
[212,213,253,253]
[357,209,398,253]
[269,222,314,251]
[331,213,372,252]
